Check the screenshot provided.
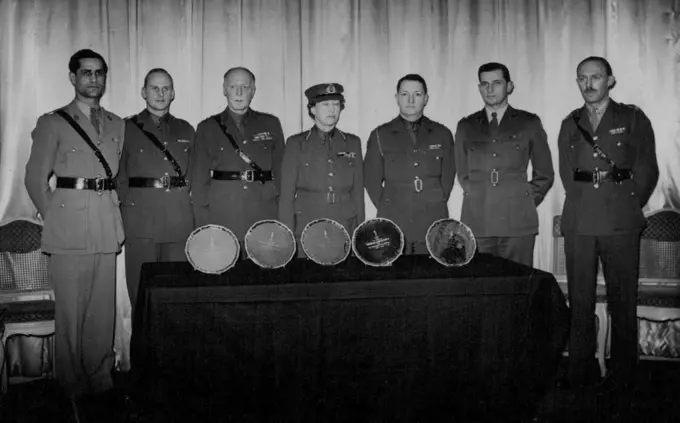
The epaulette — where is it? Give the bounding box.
[304,129,313,141]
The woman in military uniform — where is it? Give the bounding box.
[278,83,365,247]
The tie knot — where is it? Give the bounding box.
[492,112,497,119]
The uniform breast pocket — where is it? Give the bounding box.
[507,134,530,164]
[466,141,488,170]
[423,149,443,174]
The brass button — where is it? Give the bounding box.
[414,162,419,167]
[329,173,334,177]
[243,185,248,190]
[60,204,65,208]
[492,139,497,143]
[243,141,247,144]
[220,147,224,151]
[493,153,498,157]
[164,142,168,145]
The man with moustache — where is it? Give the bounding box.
[454,62,554,267]
[364,74,455,254]
[24,49,125,403]
[557,56,658,391]
[279,83,364,243]
[190,67,285,246]
[116,68,194,311]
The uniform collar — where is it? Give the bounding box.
[485,103,509,123]
[75,98,101,116]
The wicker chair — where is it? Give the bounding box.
[0,219,55,396]
[637,208,680,360]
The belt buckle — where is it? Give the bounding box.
[490,169,499,186]
[414,176,423,193]
[160,174,170,191]
[242,170,255,182]
[94,176,104,196]
[592,167,601,188]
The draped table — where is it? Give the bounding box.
[130,254,568,422]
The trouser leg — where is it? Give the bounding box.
[497,235,536,267]
[50,253,116,398]
[476,237,499,257]
[599,232,641,383]
[124,239,156,315]
[564,234,600,386]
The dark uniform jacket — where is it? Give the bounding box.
[558,100,659,235]
[190,108,285,238]
[278,126,365,236]
[454,106,554,238]
[116,110,195,243]
[364,116,455,243]
[25,100,125,254]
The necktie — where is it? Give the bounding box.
[490,112,499,127]
[90,108,100,135]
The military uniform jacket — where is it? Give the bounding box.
[278,127,365,236]
[190,108,285,238]
[25,100,125,255]
[363,116,455,242]
[558,100,658,235]
[116,110,195,243]
[454,106,554,238]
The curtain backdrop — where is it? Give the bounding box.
[2,0,679,272]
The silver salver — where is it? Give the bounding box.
[185,224,240,274]
[351,218,404,267]
[300,218,351,265]
[244,220,296,269]
[425,218,476,267]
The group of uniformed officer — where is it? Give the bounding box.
[24,49,658,405]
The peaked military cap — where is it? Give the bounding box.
[305,83,344,105]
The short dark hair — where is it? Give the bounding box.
[223,67,256,83]
[478,62,511,83]
[68,49,108,75]
[396,74,428,94]
[577,56,613,76]
[577,56,616,89]
[144,68,174,88]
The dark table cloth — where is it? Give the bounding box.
[130,253,569,422]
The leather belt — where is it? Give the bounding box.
[56,176,116,195]
[210,170,272,183]
[573,168,633,185]
[128,176,188,189]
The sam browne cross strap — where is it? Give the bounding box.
[210,115,272,184]
[54,109,115,195]
[571,112,633,188]
[127,114,188,190]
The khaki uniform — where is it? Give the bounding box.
[190,108,285,239]
[116,110,195,309]
[364,116,455,254]
[558,100,658,386]
[278,127,365,241]
[454,106,554,266]
[24,100,125,398]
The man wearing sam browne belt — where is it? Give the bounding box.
[190,67,285,246]
[557,56,658,391]
[24,49,125,402]
[116,68,195,311]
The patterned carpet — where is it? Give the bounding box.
[1,360,678,423]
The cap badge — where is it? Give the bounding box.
[325,84,336,94]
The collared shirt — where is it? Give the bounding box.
[485,103,509,123]
[313,125,336,144]
[75,98,101,134]
[399,115,424,133]
[585,97,610,130]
